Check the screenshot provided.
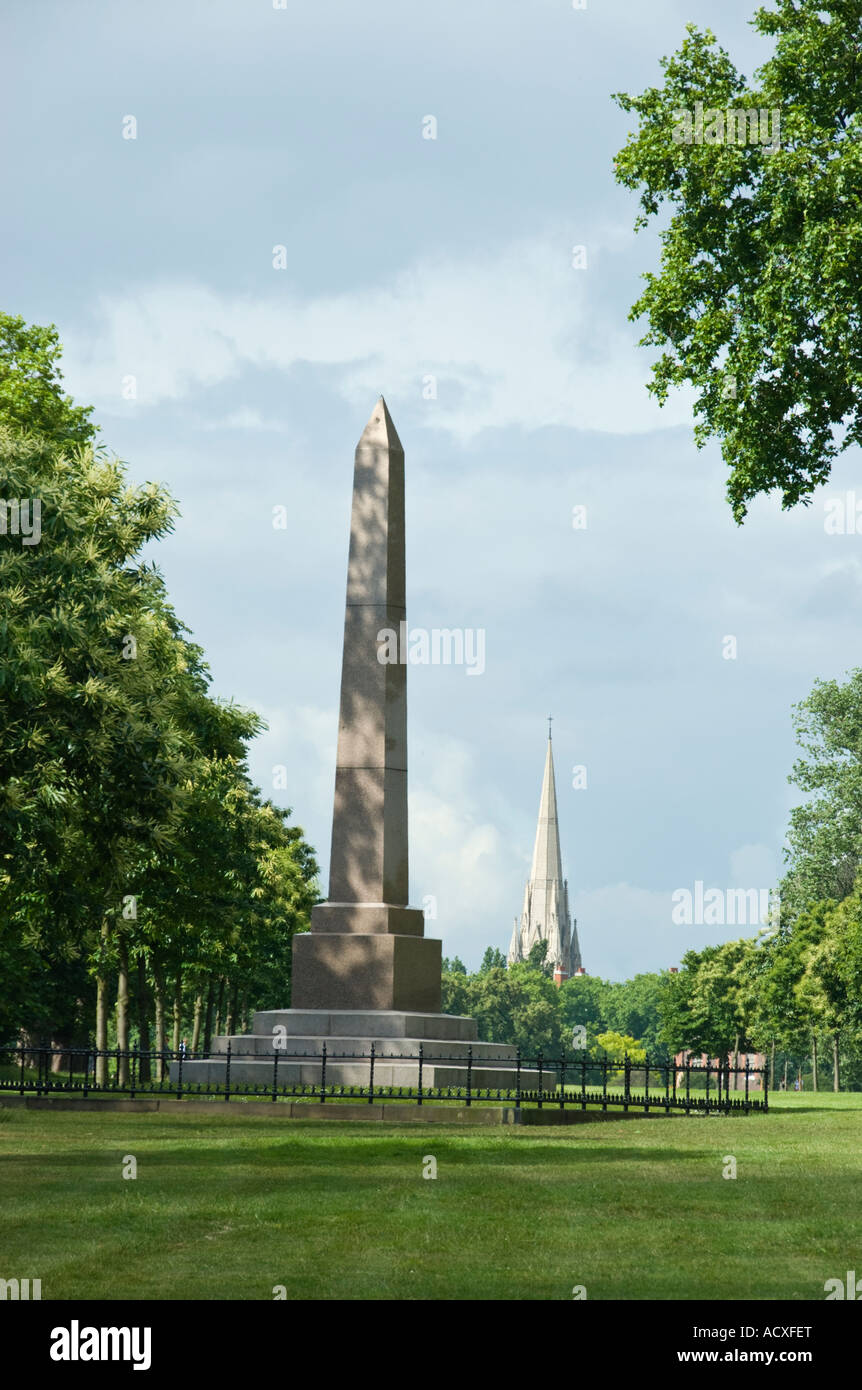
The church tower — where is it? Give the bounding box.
[507,726,582,985]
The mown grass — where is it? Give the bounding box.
[0,1092,859,1300]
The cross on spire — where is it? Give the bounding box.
[547,714,553,741]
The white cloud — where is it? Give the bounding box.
[64,234,696,441]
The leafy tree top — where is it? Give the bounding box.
[0,313,95,448]
[614,2,862,520]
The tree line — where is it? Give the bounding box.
[0,314,318,1075]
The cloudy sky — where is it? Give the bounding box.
[3,0,857,979]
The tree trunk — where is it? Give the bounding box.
[203,977,215,1055]
[172,971,182,1055]
[95,919,110,1086]
[240,989,249,1034]
[811,1034,818,1092]
[116,934,130,1086]
[782,1056,788,1091]
[225,979,235,1037]
[214,977,225,1037]
[137,955,151,1083]
[191,988,203,1054]
[152,959,167,1081]
[833,1033,840,1092]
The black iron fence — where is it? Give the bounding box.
[0,1043,768,1113]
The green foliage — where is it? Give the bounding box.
[526,938,553,976]
[593,1030,646,1064]
[0,313,95,448]
[782,671,862,910]
[659,939,759,1057]
[479,946,506,972]
[614,4,862,520]
[442,952,669,1059]
[0,316,318,1046]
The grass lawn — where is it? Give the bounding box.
[0,1092,859,1300]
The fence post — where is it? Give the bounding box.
[685,1056,691,1112]
[176,1043,183,1101]
[225,1039,231,1102]
[602,1056,608,1112]
[763,1060,769,1112]
[744,1057,750,1112]
[705,1057,711,1112]
[466,1046,473,1108]
[130,1047,137,1100]
[537,1051,543,1110]
[321,1041,327,1104]
[559,1050,566,1111]
[515,1048,521,1113]
[417,1043,423,1107]
[581,1055,587,1111]
[623,1053,630,1112]
[83,1048,90,1099]
[368,1041,375,1105]
[664,1059,670,1113]
[272,1046,279,1102]
[644,1054,650,1113]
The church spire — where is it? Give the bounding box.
[529,730,564,885]
[507,725,583,984]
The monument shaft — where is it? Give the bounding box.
[329,397,408,906]
[292,398,441,1010]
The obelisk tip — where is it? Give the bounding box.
[357,396,403,452]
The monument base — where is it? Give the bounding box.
[291,933,442,1013]
[172,1009,553,1092]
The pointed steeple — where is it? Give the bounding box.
[529,732,564,884]
[507,725,583,982]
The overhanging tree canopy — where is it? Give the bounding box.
[614,1,862,521]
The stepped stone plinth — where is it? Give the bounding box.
[177,1010,545,1091]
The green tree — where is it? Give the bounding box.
[0,313,95,448]
[603,972,671,1056]
[781,671,862,911]
[558,973,611,1047]
[0,319,319,1072]
[614,3,862,521]
[479,946,506,972]
[593,1030,647,1068]
[659,940,755,1059]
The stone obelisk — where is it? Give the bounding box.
[173,400,551,1092]
[291,398,441,1012]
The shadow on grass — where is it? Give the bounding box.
[0,1137,721,1174]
